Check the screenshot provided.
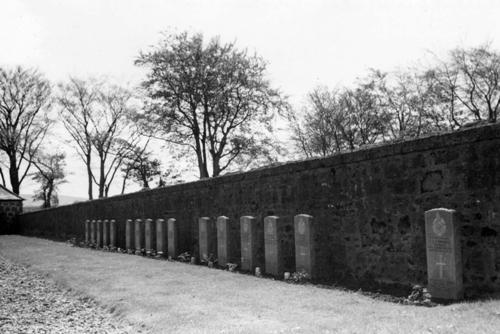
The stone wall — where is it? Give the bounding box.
[19,124,500,295]
[0,201,23,234]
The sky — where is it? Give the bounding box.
[1,0,499,199]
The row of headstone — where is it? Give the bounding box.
[84,219,117,250]
[84,218,180,258]
[83,207,462,301]
[124,218,179,257]
[199,214,315,278]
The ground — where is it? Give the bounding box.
[1,236,500,334]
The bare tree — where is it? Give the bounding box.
[136,31,285,178]
[0,66,51,194]
[429,44,500,127]
[289,87,345,158]
[59,78,140,199]
[370,69,445,140]
[290,82,388,158]
[337,81,388,150]
[90,85,140,198]
[32,152,66,208]
[58,78,98,199]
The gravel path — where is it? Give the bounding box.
[0,255,133,334]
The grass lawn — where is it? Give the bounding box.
[1,235,499,334]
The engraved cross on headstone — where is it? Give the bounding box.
[436,254,446,279]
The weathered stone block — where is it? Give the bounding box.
[156,219,166,256]
[217,216,230,267]
[264,216,284,276]
[135,219,144,254]
[241,216,260,272]
[125,219,134,252]
[167,218,178,258]
[84,220,90,244]
[199,217,216,262]
[425,208,463,300]
[109,219,117,249]
[96,220,103,248]
[144,218,156,255]
[102,219,109,248]
[294,214,315,278]
[90,220,96,245]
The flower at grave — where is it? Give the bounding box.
[227,263,238,272]
[289,270,311,284]
[177,252,191,262]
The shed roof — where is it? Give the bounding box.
[0,185,23,201]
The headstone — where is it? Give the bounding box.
[90,220,96,245]
[102,219,110,248]
[134,219,144,255]
[84,220,90,244]
[96,220,103,248]
[156,219,167,256]
[294,214,315,278]
[125,219,134,253]
[240,216,259,272]
[167,218,178,258]
[144,218,156,255]
[264,216,284,276]
[109,219,117,250]
[217,216,230,267]
[425,208,463,300]
[199,217,215,262]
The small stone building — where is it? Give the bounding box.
[0,185,23,234]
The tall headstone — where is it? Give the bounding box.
[199,217,215,262]
[84,220,90,244]
[144,218,156,256]
[425,208,463,300]
[264,216,284,276]
[240,216,259,272]
[125,219,134,253]
[134,219,144,255]
[109,219,117,250]
[102,219,110,249]
[156,219,167,257]
[90,220,96,245]
[167,218,179,258]
[294,214,315,278]
[217,216,230,267]
[96,220,103,248]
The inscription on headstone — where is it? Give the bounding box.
[425,208,463,300]
[134,219,144,255]
[144,218,156,255]
[156,219,166,256]
[96,220,103,248]
[294,214,315,278]
[199,217,215,262]
[217,216,230,267]
[102,219,110,248]
[84,220,90,244]
[264,216,284,276]
[109,219,117,250]
[90,220,96,245]
[167,218,178,258]
[125,219,134,252]
[240,216,258,271]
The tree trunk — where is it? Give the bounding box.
[98,155,105,198]
[8,154,20,195]
[46,181,54,208]
[86,153,93,200]
[212,155,221,177]
[194,145,209,178]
